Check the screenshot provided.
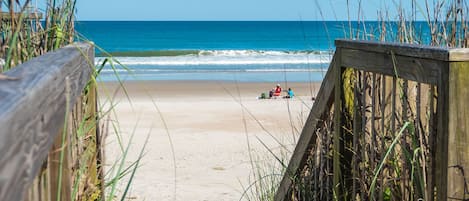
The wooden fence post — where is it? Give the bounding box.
[447,50,469,200]
[333,49,343,199]
[48,127,72,201]
[84,78,104,200]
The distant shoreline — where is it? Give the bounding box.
[99,80,321,98]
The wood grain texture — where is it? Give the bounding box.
[448,49,469,61]
[333,50,342,199]
[336,39,469,62]
[436,62,450,201]
[335,39,451,61]
[0,43,94,201]
[447,61,469,200]
[340,48,443,85]
[274,54,337,201]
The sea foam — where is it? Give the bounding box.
[96,50,332,66]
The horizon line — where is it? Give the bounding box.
[74,19,429,22]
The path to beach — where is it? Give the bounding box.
[100,81,318,201]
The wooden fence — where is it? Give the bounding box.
[275,40,469,201]
[0,43,102,201]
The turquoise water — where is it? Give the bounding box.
[75,21,430,82]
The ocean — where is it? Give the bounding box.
[75,21,430,82]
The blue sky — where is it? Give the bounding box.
[37,0,428,21]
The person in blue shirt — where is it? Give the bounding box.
[284,88,294,99]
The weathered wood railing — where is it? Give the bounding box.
[0,43,100,201]
[275,39,469,201]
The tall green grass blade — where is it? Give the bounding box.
[149,96,177,201]
[107,118,139,199]
[369,122,411,196]
[120,132,150,201]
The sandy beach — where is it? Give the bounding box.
[99,80,319,201]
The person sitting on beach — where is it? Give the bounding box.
[284,88,294,99]
[269,88,274,98]
[273,84,282,97]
